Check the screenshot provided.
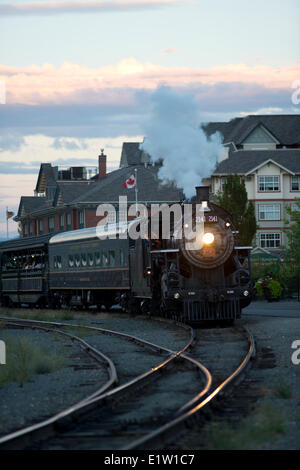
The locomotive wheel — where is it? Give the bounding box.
[140,299,151,315]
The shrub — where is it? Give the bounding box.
[268,280,283,299]
[0,334,66,388]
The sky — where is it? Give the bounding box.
[0,0,300,237]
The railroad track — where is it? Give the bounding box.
[0,315,211,450]
[124,323,255,450]
[0,315,255,450]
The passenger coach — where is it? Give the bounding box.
[48,224,131,310]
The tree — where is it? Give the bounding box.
[214,174,258,246]
[284,199,300,300]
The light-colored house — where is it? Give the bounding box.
[203,115,300,252]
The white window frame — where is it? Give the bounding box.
[258,175,280,192]
[291,202,300,212]
[291,176,300,191]
[221,177,227,192]
[260,232,281,248]
[258,204,281,221]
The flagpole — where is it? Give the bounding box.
[135,168,138,217]
[6,207,8,239]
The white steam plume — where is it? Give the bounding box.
[140,86,223,198]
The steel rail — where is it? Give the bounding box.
[124,325,256,450]
[0,315,212,450]
[1,319,118,403]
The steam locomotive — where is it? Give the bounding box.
[0,186,253,323]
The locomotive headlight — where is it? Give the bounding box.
[243,290,249,297]
[202,232,215,245]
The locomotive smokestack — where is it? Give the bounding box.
[196,186,210,203]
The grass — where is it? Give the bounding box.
[0,333,66,388]
[274,379,293,399]
[204,401,288,450]
[0,307,74,322]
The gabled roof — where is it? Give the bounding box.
[35,163,57,194]
[203,115,300,146]
[213,149,300,175]
[71,164,184,204]
[53,184,91,206]
[119,142,150,167]
[16,196,48,219]
[244,158,295,176]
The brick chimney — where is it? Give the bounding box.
[98,149,107,180]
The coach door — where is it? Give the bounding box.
[129,238,151,298]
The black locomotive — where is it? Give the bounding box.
[0,186,253,323]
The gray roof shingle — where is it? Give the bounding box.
[203,115,300,145]
[120,142,150,167]
[71,164,184,204]
[17,196,48,218]
[213,149,300,175]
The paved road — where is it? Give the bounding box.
[243,300,300,317]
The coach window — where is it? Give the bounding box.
[75,254,80,267]
[81,253,87,267]
[68,254,74,267]
[88,252,94,266]
[57,256,62,269]
[109,250,115,267]
[103,251,108,266]
[95,251,101,266]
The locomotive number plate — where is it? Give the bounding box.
[196,215,218,223]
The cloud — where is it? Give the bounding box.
[0,131,27,152]
[0,83,296,141]
[1,59,299,106]
[0,59,299,142]
[0,0,185,16]
[51,137,88,151]
[0,160,39,174]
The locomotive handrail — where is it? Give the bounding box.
[150,249,179,253]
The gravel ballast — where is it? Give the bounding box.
[241,301,300,450]
[0,327,107,436]
[0,312,191,438]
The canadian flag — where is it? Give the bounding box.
[122,173,136,189]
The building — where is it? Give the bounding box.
[14,145,183,238]
[204,115,300,252]
[14,114,300,250]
